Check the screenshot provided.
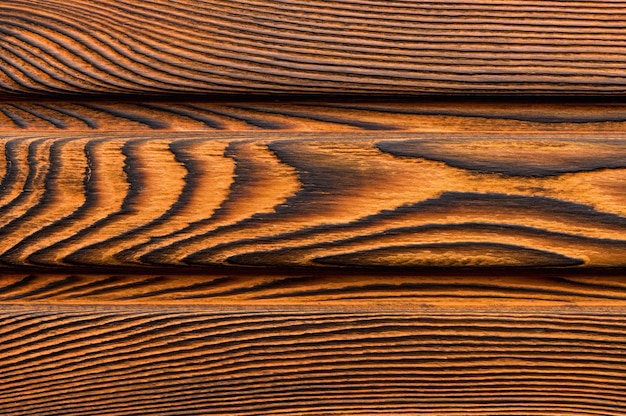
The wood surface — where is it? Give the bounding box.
[0,116,626,269]
[4,99,626,132]
[2,305,626,415]
[3,0,626,413]
[2,270,626,415]
[3,0,626,96]
[0,271,625,308]
[2,100,626,413]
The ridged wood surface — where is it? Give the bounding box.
[0,128,626,269]
[3,0,626,96]
[1,305,625,415]
[3,100,626,132]
[0,272,625,309]
[4,1,626,414]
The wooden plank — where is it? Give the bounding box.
[4,2,626,415]
[3,1,626,96]
[3,100,626,132]
[2,123,626,269]
[1,304,625,415]
[2,269,625,414]
[0,272,625,309]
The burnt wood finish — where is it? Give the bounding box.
[3,100,626,132]
[1,128,626,269]
[2,105,626,413]
[3,1,626,96]
[2,306,626,416]
[2,269,626,415]
[2,117,626,269]
[2,1,626,414]
[0,272,625,307]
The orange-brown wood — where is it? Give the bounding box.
[0,272,624,309]
[3,268,626,415]
[4,99,626,132]
[2,1,626,413]
[0,108,626,269]
[1,304,626,415]
[3,1,626,96]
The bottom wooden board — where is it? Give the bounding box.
[3,307,626,416]
[1,271,626,416]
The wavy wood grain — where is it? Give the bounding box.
[3,1,626,96]
[5,1,626,413]
[1,306,625,415]
[1,130,626,269]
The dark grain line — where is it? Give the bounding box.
[10,104,67,129]
[40,104,99,129]
[137,103,225,129]
[0,106,26,128]
[232,104,398,130]
[80,104,169,129]
[185,104,289,129]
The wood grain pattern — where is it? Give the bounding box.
[4,0,626,96]
[4,100,626,132]
[5,1,626,414]
[1,129,626,269]
[2,306,626,415]
[0,272,626,309]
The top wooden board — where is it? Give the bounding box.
[3,0,626,97]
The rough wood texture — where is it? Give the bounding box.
[1,305,626,415]
[0,272,626,309]
[4,1,626,414]
[1,128,626,269]
[3,100,626,132]
[4,0,626,96]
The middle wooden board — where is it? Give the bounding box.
[0,130,623,269]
